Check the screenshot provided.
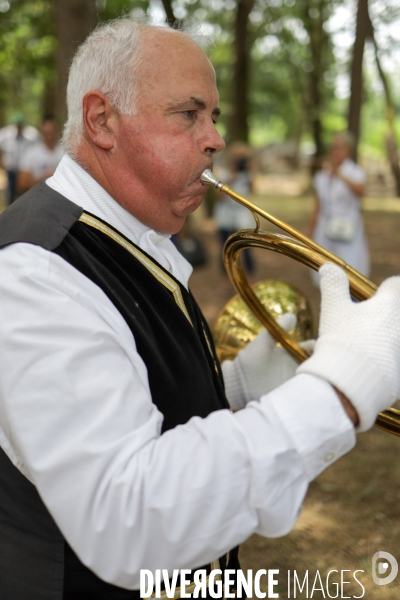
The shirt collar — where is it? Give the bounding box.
[46,155,193,288]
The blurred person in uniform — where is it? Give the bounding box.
[18,115,63,193]
[0,112,34,204]
[213,143,256,279]
[308,132,369,287]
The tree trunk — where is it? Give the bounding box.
[160,0,181,28]
[55,0,98,127]
[386,133,400,197]
[299,0,329,174]
[371,37,400,196]
[347,0,371,161]
[229,0,255,143]
[347,0,400,194]
[308,65,323,172]
[352,4,400,196]
[0,80,5,128]
[42,80,57,119]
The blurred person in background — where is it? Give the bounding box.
[17,115,63,193]
[0,112,34,204]
[308,132,370,286]
[213,143,256,284]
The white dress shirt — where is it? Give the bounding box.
[19,141,64,180]
[0,130,33,170]
[0,155,355,589]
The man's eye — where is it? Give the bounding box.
[182,110,196,119]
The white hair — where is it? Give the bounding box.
[63,17,212,157]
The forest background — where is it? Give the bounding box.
[1,0,400,188]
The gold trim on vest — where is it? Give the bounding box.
[79,213,193,326]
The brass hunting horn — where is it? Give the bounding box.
[200,169,400,436]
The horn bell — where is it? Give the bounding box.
[202,170,400,437]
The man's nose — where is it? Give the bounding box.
[200,119,225,155]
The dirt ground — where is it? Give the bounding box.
[189,194,400,599]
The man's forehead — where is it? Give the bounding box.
[141,28,213,72]
[137,29,219,107]
[142,26,201,49]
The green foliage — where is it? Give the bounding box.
[0,0,56,126]
[322,110,348,137]
[0,0,151,127]
[179,0,339,149]
[97,0,150,21]
[0,0,399,160]
[358,72,400,158]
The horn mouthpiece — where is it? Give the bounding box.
[200,169,223,189]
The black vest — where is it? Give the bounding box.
[0,183,239,599]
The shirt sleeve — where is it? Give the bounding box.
[340,160,367,184]
[18,144,35,173]
[0,243,355,590]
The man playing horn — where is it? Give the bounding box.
[0,18,399,598]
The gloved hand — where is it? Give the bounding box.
[221,313,314,411]
[297,264,400,432]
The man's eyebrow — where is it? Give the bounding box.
[190,96,206,109]
[190,97,221,117]
[170,96,221,117]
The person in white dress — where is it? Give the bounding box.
[308,132,370,286]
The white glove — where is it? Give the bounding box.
[222,313,314,411]
[297,263,400,432]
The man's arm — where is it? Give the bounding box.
[17,145,57,192]
[17,169,35,193]
[17,168,56,193]
[0,243,356,589]
[337,172,365,197]
[330,164,366,197]
[334,387,359,426]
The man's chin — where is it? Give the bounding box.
[172,194,204,218]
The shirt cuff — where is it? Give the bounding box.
[221,359,248,411]
[260,373,356,481]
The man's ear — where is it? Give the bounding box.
[82,91,116,150]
